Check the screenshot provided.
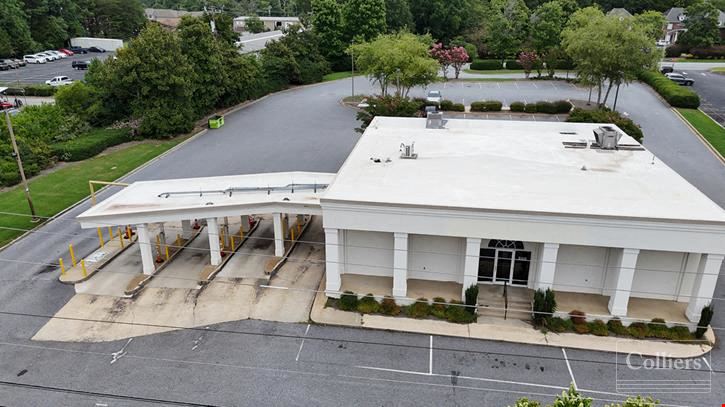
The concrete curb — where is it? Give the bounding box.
[201,219,262,285]
[672,108,725,166]
[309,275,712,358]
[269,215,314,277]
[58,235,138,285]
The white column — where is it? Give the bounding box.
[207,217,222,266]
[325,228,343,297]
[608,248,639,317]
[685,254,724,322]
[273,213,284,257]
[393,232,409,299]
[181,220,192,239]
[536,243,559,290]
[136,224,155,275]
[240,215,249,233]
[462,238,481,298]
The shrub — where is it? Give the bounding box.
[510,101,525,112]
[356,294,380,314]
[638,70,700,108]
[670,325,693,341]
[628,322,649,339]
[511,398,542,407]
[689,45,725,59]
[606,395,660,407]
[431,297,447,319]
[589,320,609,336]
[470,59,503,70]
[569,310,586,325]
[535,101,557,114]
[647,318,668,339]
[380,297,401,316]
[3,84,56,97]
[356,95,423,133]
[437,100,465,112]
[523,103,537,113]
[450,103,465,112]
[532,288,556,326]
[445,300,477,323]
[50,128,131,161]
[439,100,454,110]
[470,100,502,112]
[339,291,358,311]
[607,318,629,336]
[553,100,573,114]
[552,385,593,407]
[664,43,688,58]
[573,323,591,334]
[505,59,523,70]
[406,298,431,319]
[464,285,479,315]
[548,317,573,333]
[567,108,644,143]
[696,304,713,338]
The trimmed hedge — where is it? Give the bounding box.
[440,100,465,112]
[3,84,57,97]
[567,108,644,143]
[510,101,525,112]
[505,60,523,70]
[665,43,688,58]
[470,59,503,70]
[50,128,131,161]
[689,45,725,59]
[638,70,700,108]
[470,100,502,112]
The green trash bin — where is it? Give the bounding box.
[209,115,225,129]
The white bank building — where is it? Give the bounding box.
[78,117,725,324]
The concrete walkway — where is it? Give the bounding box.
[310,276,712,359]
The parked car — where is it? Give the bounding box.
[1,59,19,69]
[426,90,443,105]
[12,58,26,67]
[48,50,67,59]
[88,46,106,53]
[665,72,694,86]
[72,60,90,70]
[23,54,45,64]
[69,46,88,54]
[58,48,74,56]
[45,76,73,87]
[660,64,674,74]
[37,52,57,61]
[0,61,9,71]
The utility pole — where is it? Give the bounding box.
[4,109,38,222]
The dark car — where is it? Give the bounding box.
[69,46,88,54]
[72,60,90,70]
[660,65,674,74]
[88,46,106,53]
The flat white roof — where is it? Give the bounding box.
[323,117,725,224]
[78,172,334,225]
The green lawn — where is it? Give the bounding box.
[677,108,725,158]
[0,138,184,247]
[711,67,725,74]
[323,71,359,82]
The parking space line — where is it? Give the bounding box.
[496,82,501,89]
[701,357,712,371]
[532,82,538,88]
[561,348,578,390]
[428,336,433,375]
[295,324,311,362]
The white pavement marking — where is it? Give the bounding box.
[561,348,578,390]
[497,82,501,89]
[428,336,433,376]
[532,82,538,88]
[260,284,288,290]
[110,338,133,365]
[702,356,712,371]
[356,365,568,391]
[295,324,311,362]
[514,82,519,89]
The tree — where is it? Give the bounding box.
[85,0,146,39]
[206,12,238,45]
[0,0,36,56]
[562,8,661,106]
[529,1,567,54]
[261,25,330,86]
[343,0,386,42]
[350,32,439,96]
[385,0,414,31]
[633,10,666,41]
[409,0,484,43]
[551,384,593,407]
[245,15,266,33]
[178,16,226,112]
[449,46,469,79]
[517,50,539,77]
[311,0,346,68]
[429,42,452,79]
[484,0,530,62]
[678,0,720,48]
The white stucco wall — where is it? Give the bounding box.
[409,235,464,283]
[344,230,393,277]
[553,245,608,294]
[632,250,686,300]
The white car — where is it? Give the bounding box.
[45,76,73,87]
[48,50,67,59]
[426,90,443,105]
[38,52,58,61]
[23,54,46,64]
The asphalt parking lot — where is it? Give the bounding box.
[689,69,725,125]
[0,52,112,85]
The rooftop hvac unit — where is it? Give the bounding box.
[593,126,621,150]
[400,142,418,159]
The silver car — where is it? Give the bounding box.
[426,90,443,104]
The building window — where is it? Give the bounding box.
[478,240,531,285]
[488,240,525,250]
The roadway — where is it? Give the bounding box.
[689,69,725,125]
[0,76,723,406]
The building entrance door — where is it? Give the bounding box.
[478,241,531,286]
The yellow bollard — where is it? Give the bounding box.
[126,226,132,239]
[69,244,77,267]
[59,258,65,275]
[118,227,124,248]
[230,235,235,250]
[290,227,296,241]
[165,245,170,261]
[176,233,181,247]
[97,227,105,248]
[108,227,114,240]
[297,222,302,235]
[81,259,87,278]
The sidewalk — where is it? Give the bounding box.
[59,233,136,284]
[310,276,713,358]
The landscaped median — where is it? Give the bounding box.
[674,108,725,161]
[638,71,700,108]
